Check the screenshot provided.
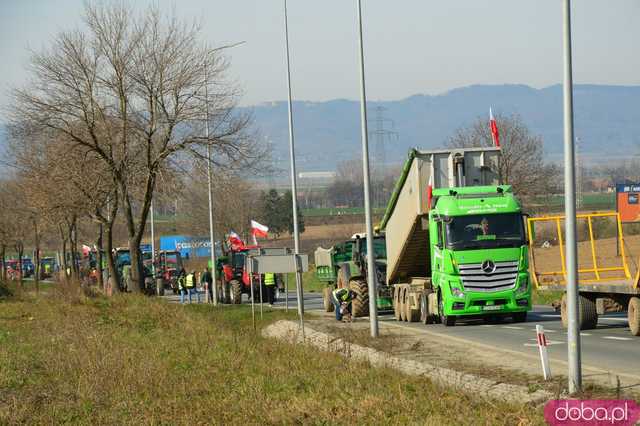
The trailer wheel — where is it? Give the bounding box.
[560,293,598,330]
[393,286,402,321]
[420,290,435,324]
[230,280,242,305]
[349,279,369,317]
[628,297,640,336]
[323,287,335,313]
[405,290,420,322]
[439,294,456,326]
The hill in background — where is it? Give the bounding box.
[245,84,640,172]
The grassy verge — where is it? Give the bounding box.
[0,288,544,424]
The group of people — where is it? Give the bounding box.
[176,267,213,304]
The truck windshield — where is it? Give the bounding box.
[445,213,525,250]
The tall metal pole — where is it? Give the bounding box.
[356,0,379,338]
[204,60,218,305]
[284,0,305,330]
[562,0,582,394]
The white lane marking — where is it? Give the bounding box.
[598,317,628,322]
[602,336,633,341]
[543,329,558,333]
[580,333,592,336]
[502,326,524,330]
[524,338,564,346]
[539,314,561,318]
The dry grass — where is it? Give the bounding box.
[0,288,545,425]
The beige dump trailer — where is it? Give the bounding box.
[381,147,501,286]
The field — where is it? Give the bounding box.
[0,283,544,425]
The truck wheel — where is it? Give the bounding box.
[560,293,598,330]
[230,280,242,305]
[350,279,369,317]
[512,312,527,323]
[439,295,456,326]
[393,286,402,321]
[405,290,420,322]
[420,290,435,324]
[323,287,335,313]
[628,297,640,336]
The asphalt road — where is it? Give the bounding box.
[164,290,639,380]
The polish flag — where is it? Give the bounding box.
[82,244,91,257]
[228,231,245,250]
[251,220,269,238]
[427,174,433,210]
[489,108,500,148]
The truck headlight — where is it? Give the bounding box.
[516,277,528,294]
[450,286,465,298]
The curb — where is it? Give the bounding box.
[263,320,554,405]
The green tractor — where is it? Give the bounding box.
[315,233,389,317]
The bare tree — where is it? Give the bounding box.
[447,113,560,205]
[11,3,256,292]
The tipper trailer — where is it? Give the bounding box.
[380,147,532,325]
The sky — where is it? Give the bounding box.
[1,0,639,114]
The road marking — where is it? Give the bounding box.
[539,314,561,318]
[502,326,524,330]
[602,336,633,341]
[543,329,558,333]
[598,317,628,322]
[524,339,563,347]
[580,333,592,336]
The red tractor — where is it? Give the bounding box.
[157,250,183,294]
[220,246,260,304]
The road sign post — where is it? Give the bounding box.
[536,325,552,380]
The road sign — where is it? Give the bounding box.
[616,184,640,223]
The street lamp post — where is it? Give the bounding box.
[562,0,582,394]
[284,0,305,333]
[204,61,218,305]
[356,0,379,338]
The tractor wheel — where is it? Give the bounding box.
[628,297,640,336]
[323,287,335,313]
[221,278,231,304]
[393,286,402,321]
[230,280,242,305]
[349,279,369,318]
[404,290,420,322]
[439,294,456,326]
[337,265,350,289]
[560,293,598,330]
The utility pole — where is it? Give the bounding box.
[284,0,305,332]
[562,0,582,394]
[356,0,379,338]
[204,60,218,305]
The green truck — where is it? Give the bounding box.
[315,233,390,317]
[380,147,531,325]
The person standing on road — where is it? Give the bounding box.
[264,272,276,306]
[185,270,201,304]
[331,287,357,321]
[178,268,187,304]
[201,267,213,303]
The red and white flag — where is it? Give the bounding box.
[489,108,500,148]
[82,244,91,257]
[427,174,434,210]
[251,220,269,238]
[228,231,245,250]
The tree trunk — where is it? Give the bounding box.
[33,219,40,293]
[95,223,104,291]
[104,222,119,295]
[128,237,144,293]
[0,244,6,282]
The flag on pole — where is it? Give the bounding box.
[489,108,500,147]
[228,231,245,250]
[82,244,91,257]
[251,220,269,238]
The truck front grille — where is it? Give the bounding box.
[458,261,518,292]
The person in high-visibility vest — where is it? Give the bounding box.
[177,268,187,304]
[185,270,201,304]
[264,272,276,306]
[331,287,357,321]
